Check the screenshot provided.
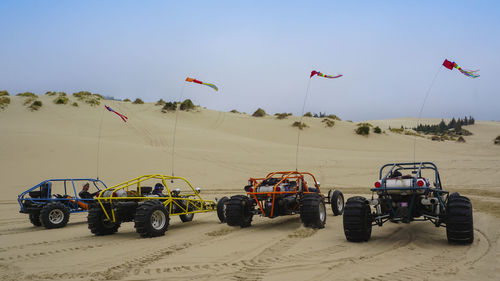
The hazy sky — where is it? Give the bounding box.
[1,1,499,121]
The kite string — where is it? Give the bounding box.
[413,65,443,163]
[96,105,106,180]
[295,78,312,171]
[171,82,186,177]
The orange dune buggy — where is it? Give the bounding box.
[220,171,344,229]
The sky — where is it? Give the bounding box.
[1,0,499,121]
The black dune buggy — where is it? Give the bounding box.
[343,162,474,244]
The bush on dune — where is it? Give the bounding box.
[17,92,37,98]
[162,102,177,112]
[0,90,9,96]
[156,99,166,106]
[355,125,370,136]
[229,109,240,113]
[73,91,101,106]
[123,98,131,102]
[275,112,292,119]
[180,99,195,111]
[53,95,69,104]
[0,96,10,110]
[252,108,266,117]
[322,118,335,127]
[303,112,312,117]
[132,98,144,104]
[72,102,78,107]
[374,126,382,134]
[494,135,500,145]
[292,121,308,130]
[29,100,42,111]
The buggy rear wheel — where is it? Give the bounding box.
[331,190,344,216]
[179,201,194,222]
[343,196,372,242]
[88,206,121,235]
[135,200,170,238]
[40,203,70,229]
[446,194,474,244]
[29,212,42,227]
[226,195,253,228]
[300,193,327,229]
[217,196,229,223]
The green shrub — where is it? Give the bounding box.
[23,96,37,105]
[389,127,404,134]
[73,91,101,106]
[229,109,240,113]
[374,126,382,134]
[357,122,373,127]
[0,90,9,96]
[355,125,370,135]
[17,92,36,98]
[326,114,341,121]
[73,91,92,99]
[303,112,312,117]
[53,96,69,104]
[457,136,466,143]
[494,135,500,145]
[156,99,166,106]
[0,96,10,109]
[162,102,177,112]
[45,91,57,96]
[180,99,195,111]
[87,97,101,106]
[123,98,131,102]
[252,108,266,117]
[132,98,144,104]
[275,112,292,120]
[322,118,335,127]
[29,100,42,111]
[292,121,308,130]
[72,102,78,107]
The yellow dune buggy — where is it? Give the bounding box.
[88,174,225,238]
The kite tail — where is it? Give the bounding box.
[456,66,480,78]
[202,82,218,91]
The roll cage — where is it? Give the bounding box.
[18,178,106,213]
[95,174,216,223]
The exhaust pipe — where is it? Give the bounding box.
[421,197,438,205]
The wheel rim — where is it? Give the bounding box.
[337,196,344,212]
[319,202,326,222]
[151,210,166,230]
[48,209,64,224]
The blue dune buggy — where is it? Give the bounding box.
[18,179,107,229]
[343,162,474,244]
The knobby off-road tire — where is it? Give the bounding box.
[135,200,170,238]
[40,203,70,229]
[300,193,327,229]
[226,195,253,228]
[217,196,229,223]
[29,212,42,227]
[88,206,121,235]
[446,194,474,244]
[343,196,372,242]
[331,190,345,216]
[179,201,194,222]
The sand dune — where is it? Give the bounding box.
[1,95,499,280]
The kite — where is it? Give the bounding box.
[310,70,343,79]
[442,59,480,78]
[105,105,128,122]
[185,77,218,91]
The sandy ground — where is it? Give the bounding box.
[1,95,499,280]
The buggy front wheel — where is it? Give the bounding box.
[300,193,327,229]
[331,190,344,216]
[40,203,70,229]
